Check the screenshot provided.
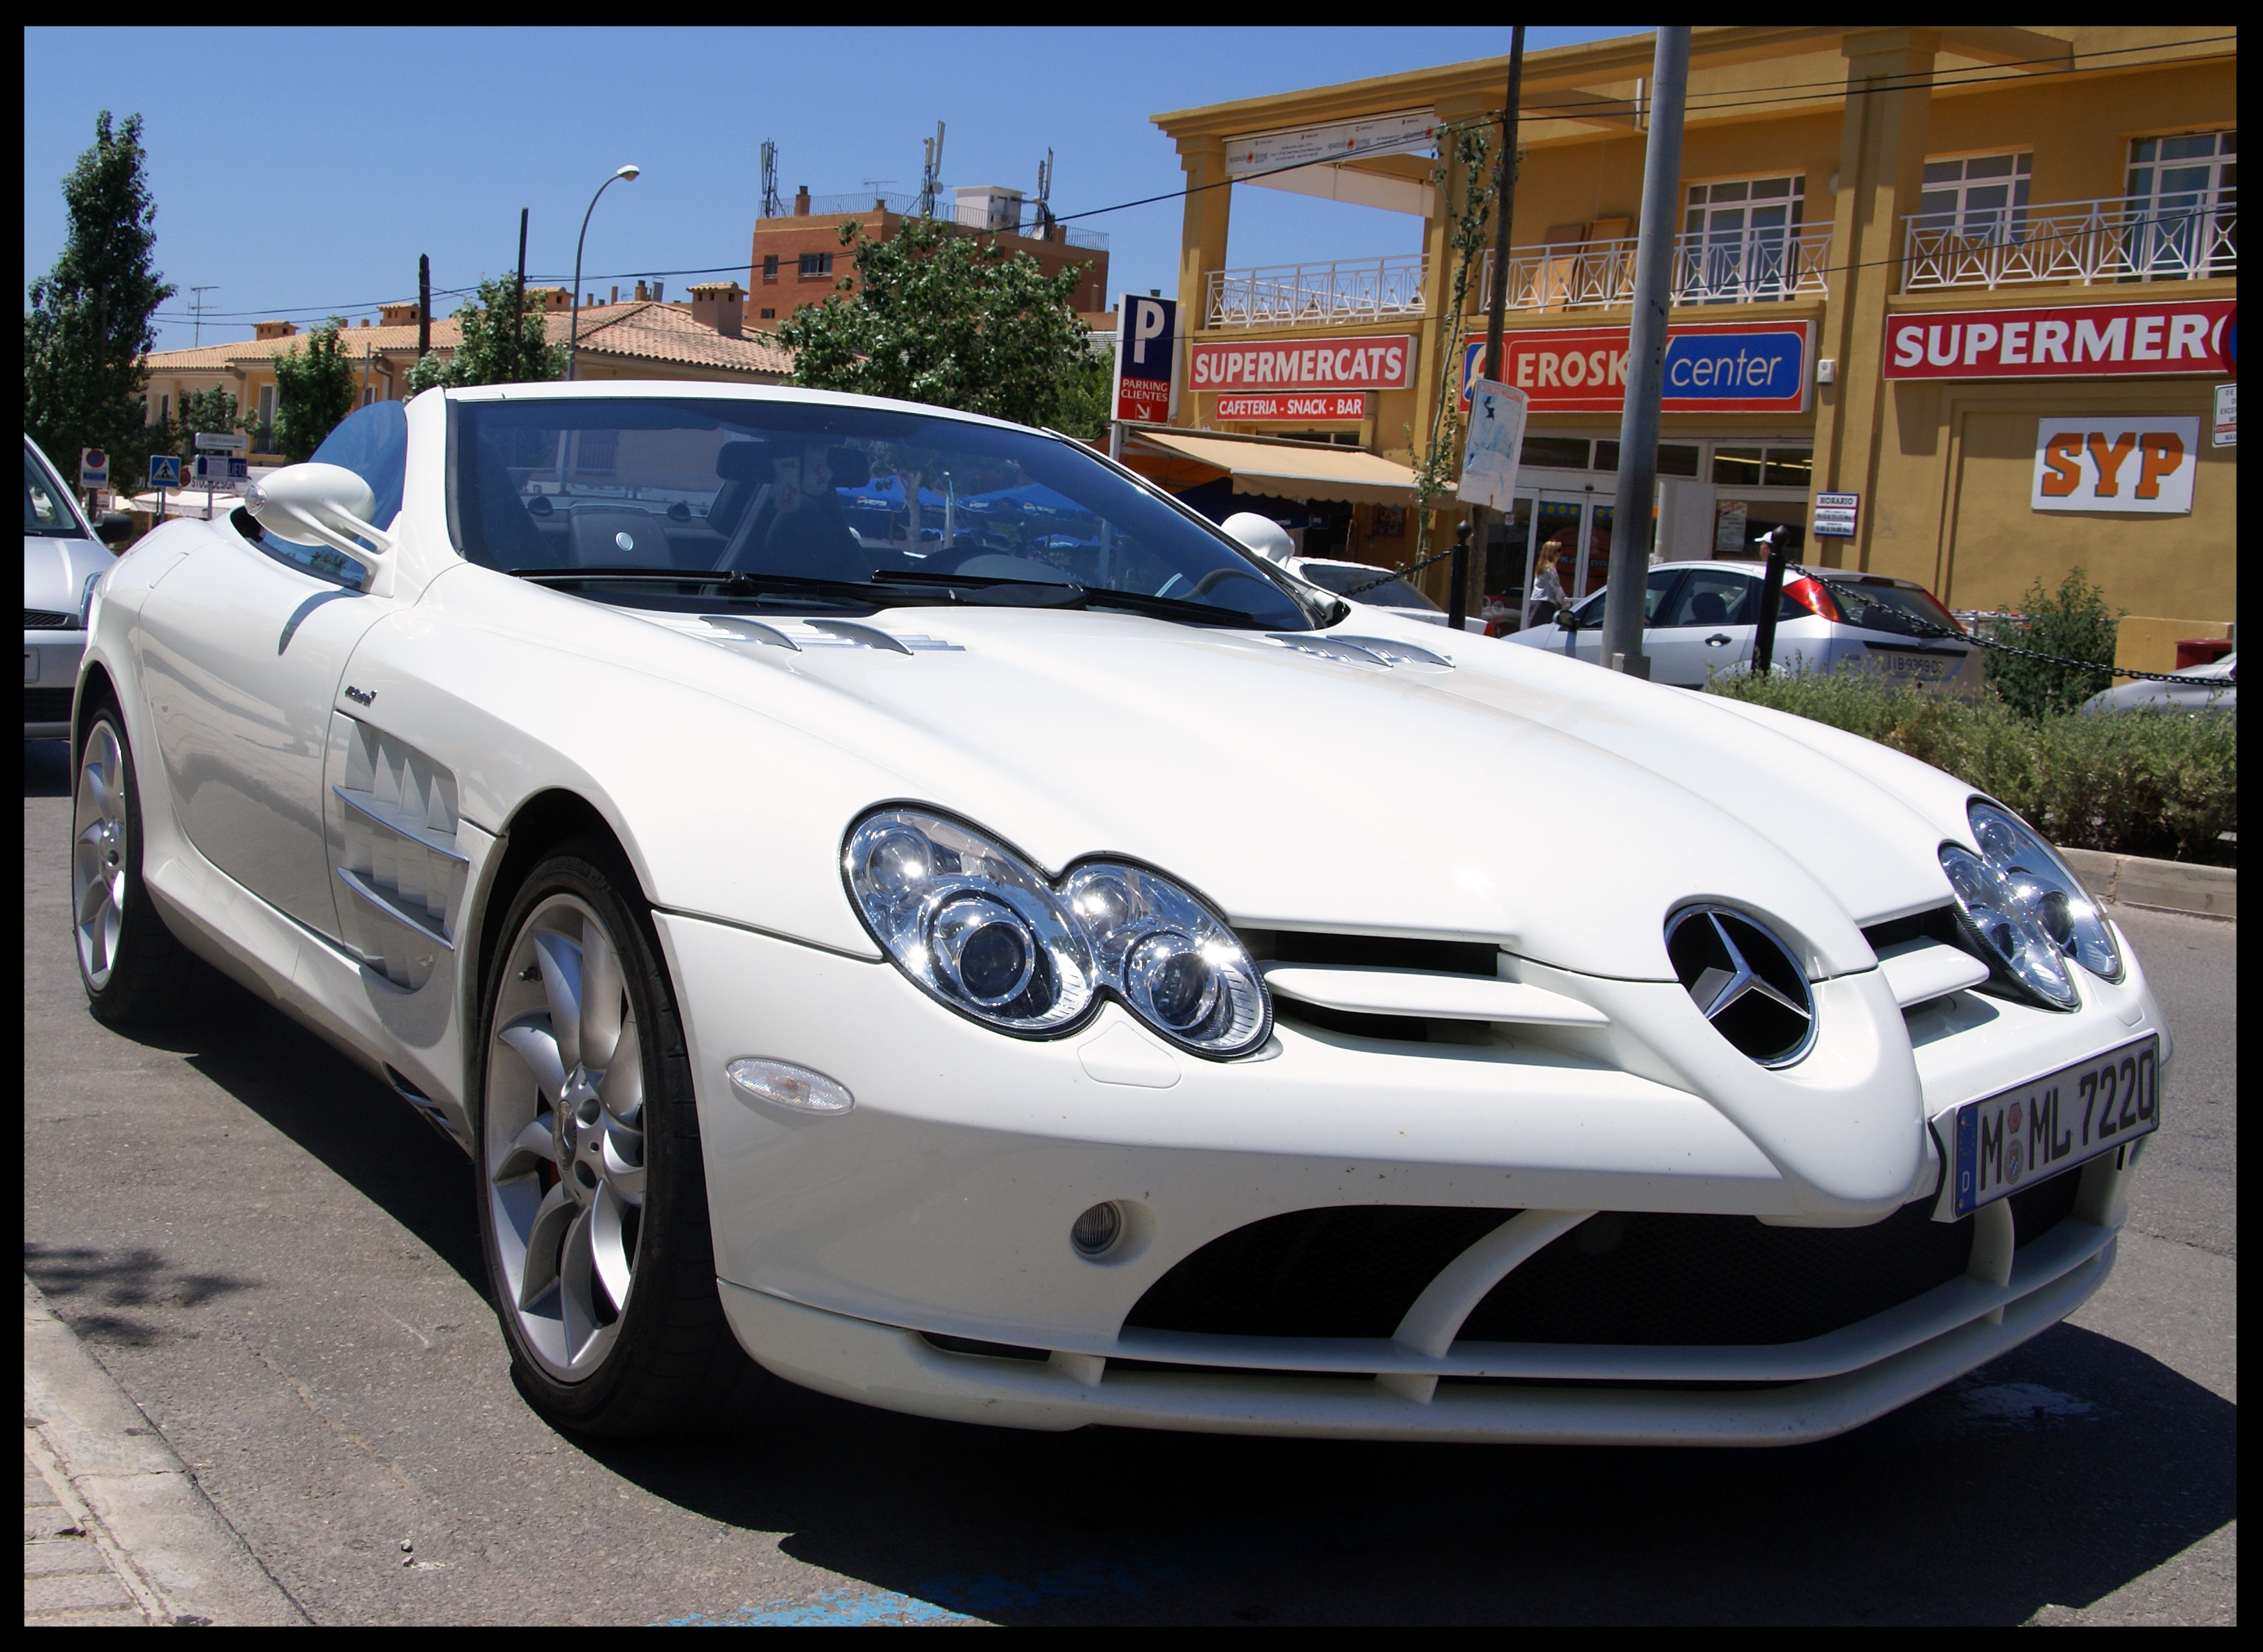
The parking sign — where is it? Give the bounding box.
[1113,293,1177,426]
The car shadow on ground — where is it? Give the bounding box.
[26,736,72,798]
[578,1319,2234,1625]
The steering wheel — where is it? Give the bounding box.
[1185,565,1275,599]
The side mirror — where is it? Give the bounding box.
[94,511,134,548]
[1221,511,1295,565]
[246,463,394,595]
[1555,608,1579,631]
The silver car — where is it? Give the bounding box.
[24,437,132,739]
[1505,559,1983,696]
[2081,650,2235,715]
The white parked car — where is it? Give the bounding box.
[69,384,2165,1443]
[1224,514,1486,633]
[1507,560,1984,696]
[2080,652,2235,715]
[24,435,132,738]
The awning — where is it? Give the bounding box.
[1125,428,1442,508]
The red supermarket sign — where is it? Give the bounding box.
[1215,392,1367,422]
[1882,299,2234,380]
[1476,319,1812,414]
[1191,334,1415,393]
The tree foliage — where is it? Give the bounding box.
[171,385,254,453]
[24,111,176,484]
[1984,566,2124,721]
[407,274,564,394]
[776,217,1096,430]
[270,318,359,462]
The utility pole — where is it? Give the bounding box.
[512,207,529,381]
[417,255,431,359]
[188,285,217,347]
[1600,25,1690,680]
[1459,27,1526,635]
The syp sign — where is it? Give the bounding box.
[2031,416,2200,514]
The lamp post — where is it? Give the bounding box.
[569,164,640,381]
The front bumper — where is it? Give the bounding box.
[656,909,2158,1443]
[25,629,83,737]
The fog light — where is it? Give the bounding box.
[1070,1201,1122,1257]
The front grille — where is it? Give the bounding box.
[1249,930,1500,1044]
[1860,905,1967,953]
[1125,1205,1517,1339]
[1126,1169,2087,1351]
[24,687,75,722]
[24,609,75,630]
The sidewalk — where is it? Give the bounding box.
[23,1279,306,1627]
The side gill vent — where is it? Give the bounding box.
[333,719,466,989]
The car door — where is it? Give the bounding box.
[1563,567,1686,670]
[133,405,409,942]
[1646,565,1758,686]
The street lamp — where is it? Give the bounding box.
[569,164,640,381]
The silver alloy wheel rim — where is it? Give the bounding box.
[486,893,647,1382]
[72,720,129,991]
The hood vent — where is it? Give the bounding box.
[1265,633,1452,672]
[688,615,963,654]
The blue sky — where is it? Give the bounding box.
[24,27,1637,353]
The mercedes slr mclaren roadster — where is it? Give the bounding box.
[69,384,2165,1442]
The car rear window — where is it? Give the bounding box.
[1821,578,1962,639]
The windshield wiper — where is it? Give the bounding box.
[510,566,907,608]
[511,566,1265,626]
[1077,587,1267,627]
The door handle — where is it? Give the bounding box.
[1705,633,1732,646]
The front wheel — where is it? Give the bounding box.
[71,703,218,1023]
[475,842,767,1435]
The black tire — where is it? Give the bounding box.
[70,699,220,1025]
[474,839,768,1436]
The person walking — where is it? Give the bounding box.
[1526,543,1570,631]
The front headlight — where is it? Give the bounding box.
[1967,800,2123,982]
[843,807,1270,1057]
[1940,846,2078,1009]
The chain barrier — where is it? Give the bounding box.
[1329,554,2232,688]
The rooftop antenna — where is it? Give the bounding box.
[862,177,898,207]
[919,121,945,218]
[188,285,217,347]
[760,140,781,219]
[1034,149,1055,235]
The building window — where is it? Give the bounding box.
[158,393,170,424]
[797,253,834,278]
[759,308,776,319]
[2126,131,2236,278]
[1916,151,2033,245]
[762,255,779,282]
[1681,174,1805,301]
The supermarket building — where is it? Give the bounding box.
[1150,27,2235,670]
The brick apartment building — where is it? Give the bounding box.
[749,183,1111,328]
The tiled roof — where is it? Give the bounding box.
[142,302,790,377]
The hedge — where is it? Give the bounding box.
[1706,671,2236,867]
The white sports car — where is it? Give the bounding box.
[70,383,2167,1443]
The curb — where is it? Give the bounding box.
[2057,847,2236,921]
[22,1277,308,1626]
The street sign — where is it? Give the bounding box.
[1457,378,1529,510]
[148,454,181,488]
[192,453,249,488]
[1113,292,1178,426]
[1812,491,1860,538]
[194,430,248,453]
[2214,382,2236,447]
[78,448,109,488]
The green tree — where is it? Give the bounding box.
[270,317,359,462]
[170,385,255,456]
[23,112,176,488]
[1985,566,2123,721]
[406,274,564,393]
[776,216,1095,429]
[1048,340,1115,445]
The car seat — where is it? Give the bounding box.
[1689,590,1729,624]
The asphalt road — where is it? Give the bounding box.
[22,738,2236,1625]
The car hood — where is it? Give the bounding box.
[24,535,113,618]
[620,601,1969,983]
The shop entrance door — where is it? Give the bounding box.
[1526,490,1615,602]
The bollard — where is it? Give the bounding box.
[1750,529,1794,679]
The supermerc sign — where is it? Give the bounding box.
[1466,320,1812,414]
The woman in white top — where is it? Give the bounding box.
[1526,544,1570,630]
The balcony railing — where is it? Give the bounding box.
[1902,194,2236,291]
[1205,255,1430,329]
[1481,225,1833,313]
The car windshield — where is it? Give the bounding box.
[1295,563,1441,611]
[1822,577,1962,639]
[24,446,84,538]
[449,396,1323,631]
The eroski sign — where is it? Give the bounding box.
[1465,320,1812,414]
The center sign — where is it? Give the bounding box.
[1463,320,1812,414]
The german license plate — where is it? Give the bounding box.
[1948,1037,2159,1217]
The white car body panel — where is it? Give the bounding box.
[71,381,2163,1445]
